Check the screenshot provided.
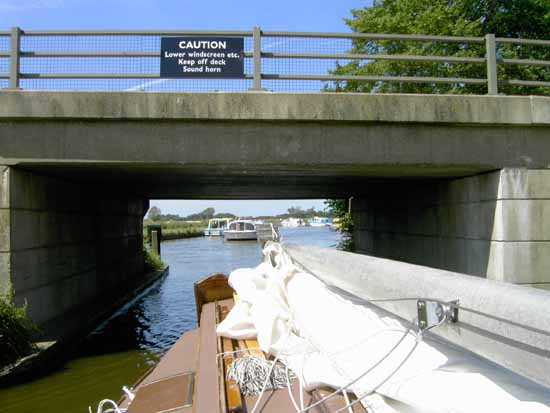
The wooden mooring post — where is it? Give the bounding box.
[151,230,161,256]
[256,223,280,245]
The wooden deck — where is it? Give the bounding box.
[120,294,366,413]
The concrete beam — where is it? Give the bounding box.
[0,91,549,199]
[0,91,549,125]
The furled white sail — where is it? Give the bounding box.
[217,243,550,413]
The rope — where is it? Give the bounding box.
[217,347,262,359]
[89,387,134,413]
[227,355,294,396]
[333,339,420,413]
[286,364,302,412]
[250,332,292,413]
[88,399,126,413]
[295,323,416,413]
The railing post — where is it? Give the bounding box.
[250,26,264,91]
[9,26,21,89]
[485,33,498,95]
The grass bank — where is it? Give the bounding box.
[143,246,165,272]
[143,220,205,242]
[0,294,39,368]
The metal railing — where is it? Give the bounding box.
[0,26,549,94]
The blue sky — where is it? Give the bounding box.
[151,199,330,218]
[1,0,368,217]
[0,0,367,31]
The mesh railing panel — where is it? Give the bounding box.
[19,78,254,92]
[0,35,8,78]
[261,36,353,92]
[18,34,254,92]
[0,58,8,76]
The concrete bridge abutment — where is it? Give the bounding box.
[0,165,149,338]
[352,168,550,289]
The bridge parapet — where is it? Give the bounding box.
[0,27,548,94]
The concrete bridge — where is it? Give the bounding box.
[1,90,549,335]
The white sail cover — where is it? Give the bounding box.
[217,243,550,413]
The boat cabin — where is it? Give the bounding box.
[223,220,257,241]
[204,218,232,236]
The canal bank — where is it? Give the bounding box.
[0,264,169,387]
[0,227,339,413]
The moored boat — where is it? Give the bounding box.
[309,216,331,227]
[204,218,232,236]
[223,220,257,241]
[281,217,306,227]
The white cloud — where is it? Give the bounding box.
[0,0,64,12]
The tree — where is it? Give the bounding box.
[214,212,236,219]
[287,206,304,215]
[325,199,354,252]
[185,207,216,221]
[332,0,550,95]
[147,206,162,221]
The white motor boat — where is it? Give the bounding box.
[204,218,232,236]
[223,220,257,241]
[309,216,331,227]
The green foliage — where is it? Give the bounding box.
[143,220,204,241]
[285,206,331,219]
[185,207,216,221]
[0,292,39,367]
[213,212,237,219]
[146,207,235,222]
[147,206,162,221]
[325,199,354,252]
[143,246,165,272]
[332,0,550,95]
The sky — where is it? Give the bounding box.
[0,0,367,31]
[151,199,329,218]
[1,0,368,217]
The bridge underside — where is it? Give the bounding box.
[13,164,485,199]
[1,91,549,337]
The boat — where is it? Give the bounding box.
[103,243,550,413]
[203,218,232,236]
[309,216,331,227]
[281,217,305,227]
[223,220,257,241]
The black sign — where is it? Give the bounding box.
[160,37,244,78]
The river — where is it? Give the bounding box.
[0,227,340,413]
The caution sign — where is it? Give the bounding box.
[160,37,245,78]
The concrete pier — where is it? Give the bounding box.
[0,166,148,336]
[352,169,550,288]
